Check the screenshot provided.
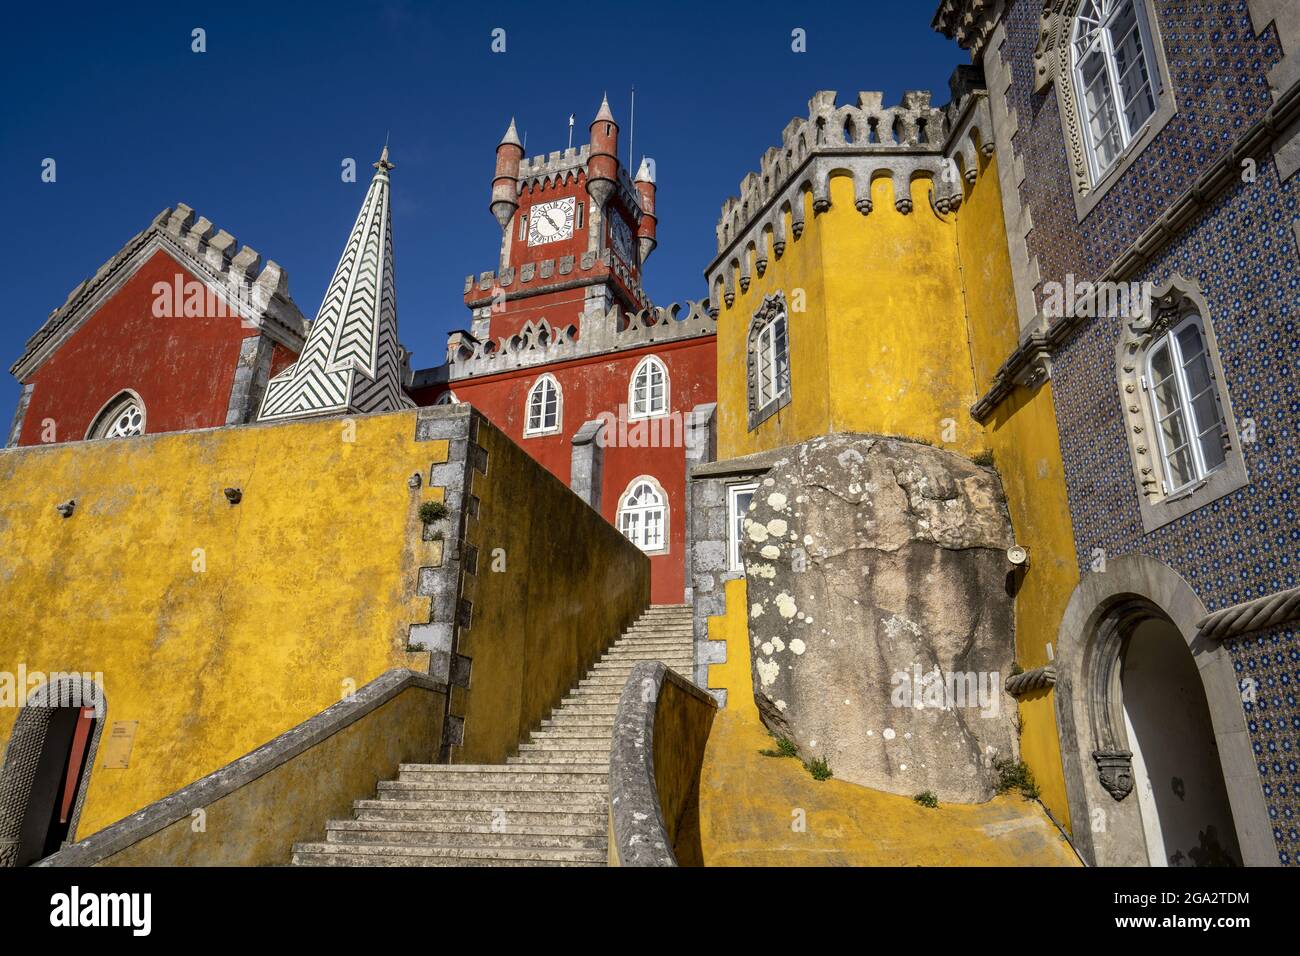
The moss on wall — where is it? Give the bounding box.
[0,410,447,839]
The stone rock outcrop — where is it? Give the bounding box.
[743,433,1017,803]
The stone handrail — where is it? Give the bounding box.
[608,661,718,867]
[37,669,447,867]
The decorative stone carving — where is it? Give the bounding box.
[1093,749,1135,801]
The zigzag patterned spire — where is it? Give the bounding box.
[258,147,413,421]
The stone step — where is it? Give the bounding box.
[518,739,610,753]
[525,733,611,749]
[556,696,622,709]
[291,842,605,867]
[377,780,605,802]
[325,819,606,849]
[553,699,620,711]
[592,659,690,671]
[395,765,608,786]
[507,755,609,768]
[578,676,635,688]
[353,801,607,827]
[619,629,693,639]
[540,715,616,728]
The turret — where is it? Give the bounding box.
[490,118,524,231]
[634,157,657,265]
[586,95,619,208]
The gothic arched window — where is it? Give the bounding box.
[1116,275,1248,532]
[617,476,668,554]
[629,356,669,419]
[747,293,790,430]
[524,374,561,436]
[86,391,146,440]
[1071,0,1160,183]
[434,390,459,406]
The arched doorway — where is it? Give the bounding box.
[0,678,105,867]
[1055,555,1275,867]
[1121,616,1241,866]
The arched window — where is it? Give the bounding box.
[617,477,668,554]
[629,356,669,419]
[86,391,145,440]
[1144,316,1226,493]
[434,390,459,406]
[747,293,790,430]
[1116,275,1248,532]
[1071,0,1159,183]
[524,374,561,436]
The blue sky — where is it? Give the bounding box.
[0,1,964,426]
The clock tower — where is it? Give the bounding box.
[463,95,656,344]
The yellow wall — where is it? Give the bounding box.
[98,675,444,866]
[450,417,650,764]
[0,410,445,839]
[710,147,1079,833]
[954,151,1078,830]
[715,176,981,460]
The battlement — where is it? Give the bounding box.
[706,86,996,303]
[445,299,715,381]
[513,142,643,215]
[12,203,309,380]
[464,247,650,313]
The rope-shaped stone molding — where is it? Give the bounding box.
[1197,585,1300,642]
[1004,664,1056,697]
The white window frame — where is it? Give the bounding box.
[1142,315,1227,496]
[86,390,146,440]
[524,374,562,437]
[1071,0,1162,186]
[747,293,791,430]
[727,482,759,572]
[617,476,669,555]
[434,390,459,406]
[628,355,669,420]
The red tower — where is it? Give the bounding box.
[410,97,718,604]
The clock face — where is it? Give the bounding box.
[527,197,576,245]
[609,211,634,264]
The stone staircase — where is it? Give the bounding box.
[291,604,694,866]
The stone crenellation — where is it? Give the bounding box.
[514,143,644,218]
[464,248,650,312]
[445,299,714,381]
[12,203,309,381]
[707,88,994,305]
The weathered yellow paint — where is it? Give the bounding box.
[710,148,1080,837]
[697,708,1080,866]
[706,577,758,720]
[955,153,1079,830]
[715,176,980,460]
[98,677,444,866]
[451,417,650,764]
[0,410,444,839]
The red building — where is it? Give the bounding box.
[7,206,307,446]
[409,98,717,603]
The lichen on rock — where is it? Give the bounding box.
[743,433,1018,803]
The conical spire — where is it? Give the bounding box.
[258,145,413,421]
[498,118,523,149]
[593,93,615,124]
[635,156,655,183]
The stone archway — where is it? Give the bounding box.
[0,677,106,867]
[1054,555,1276,866]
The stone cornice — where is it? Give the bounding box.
[444,299,715,382]
[931,0,1005,60]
